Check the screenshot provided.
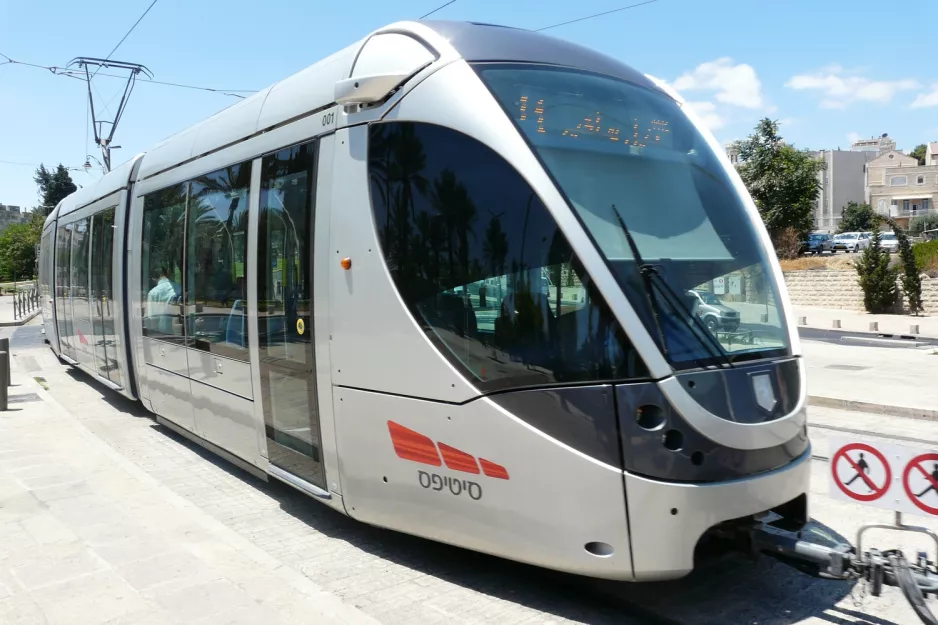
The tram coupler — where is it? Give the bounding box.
[741,512,938,624]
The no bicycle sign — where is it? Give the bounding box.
[829,437,938,518]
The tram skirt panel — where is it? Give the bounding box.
[332,387,635,580]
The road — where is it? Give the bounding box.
[3,322,937,624]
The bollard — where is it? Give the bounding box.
[0,352,7,411]
[911,324,920,335]
[798,316,807,326]
[870,322,879,332]
[0,338,8,388]
[833,319,841,329]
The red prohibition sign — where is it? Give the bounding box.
[831,443,891,502]
[903,453,938,515]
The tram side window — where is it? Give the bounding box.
[186,162,251,361]
[55,224,72,348]
[368,121,650,392]
[141,184,187,341]
[70,218,92,353]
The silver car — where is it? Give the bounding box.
[879,232,899,253]
[832,232,868,253]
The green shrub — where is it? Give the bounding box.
[913,239,938,272]
[856,228,898,313]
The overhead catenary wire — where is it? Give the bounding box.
[1,52,256,98]
[420,0,456,19]
[91,0,160,79]
[534,0,660,31]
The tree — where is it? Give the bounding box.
[881,216,923,314]
[910,144,927,166]
[0,222,39,282]
[909,213,938,237]
[838,201,876,233]
[33,164,77,217]
[856,227,898,314]
[736,119,824,248]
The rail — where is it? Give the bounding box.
[11,281,40,321]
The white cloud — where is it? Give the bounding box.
[847,131,861,144]
[785,67,919,108]
[684,101,725,130]
[911,85,938,108]
[672,57,765,109]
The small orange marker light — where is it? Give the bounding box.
[341,257,352,270]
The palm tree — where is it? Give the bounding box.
[430,169,477,286]
[387,124,429,283]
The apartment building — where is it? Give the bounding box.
[866,150,938,228]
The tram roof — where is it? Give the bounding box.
[56,153,145,220]
[132,20,662,183]
[53,20,662,222]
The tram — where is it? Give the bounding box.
[39,20,812,582]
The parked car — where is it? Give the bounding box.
[831,232,867,253]
[688,289,740,333]
[802,233,833,254]
[879,232,899,253]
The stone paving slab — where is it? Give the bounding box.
[0,340,379,625]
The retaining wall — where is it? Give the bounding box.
[782,270,938,313]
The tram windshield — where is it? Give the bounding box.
[476,64,791,369]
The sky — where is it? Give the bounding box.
[1,0,936,210]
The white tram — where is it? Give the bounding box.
[39,20,811,582]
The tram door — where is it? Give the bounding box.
[257,140,326,489]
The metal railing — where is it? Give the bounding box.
[12,281,40,321]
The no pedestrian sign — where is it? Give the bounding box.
[829,437,938,518]
[831,442,890,503]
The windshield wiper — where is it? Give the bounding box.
[609,204,670,357]
[609,204,734,369]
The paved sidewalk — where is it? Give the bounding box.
[793,305,938,337]
[0,295,40,327]
[0,351,378,624]
[801,338,938,419]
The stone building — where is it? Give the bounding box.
[866,150,938,228]
[0,204,28,234]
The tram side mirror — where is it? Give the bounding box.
[335,74,410,106]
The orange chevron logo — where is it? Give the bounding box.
[386,420,509,480]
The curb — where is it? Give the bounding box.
[799,324,938,343]
[0,309,40,327]
[808,395,938,422]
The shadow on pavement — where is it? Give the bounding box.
[145,418,876,625]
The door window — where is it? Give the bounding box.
[257,141,325,488]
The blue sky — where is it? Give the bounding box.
[2,0,936,210]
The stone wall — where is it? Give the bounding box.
[783,270,938,313]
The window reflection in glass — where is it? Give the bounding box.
[90,207,121,385]
[187,163,252,361]
[477,64,792,366]
[368,121,649,392]
[141,184,187,341]
[70,217,95,368]
[257,142,324,488]
[55,224,73,352]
